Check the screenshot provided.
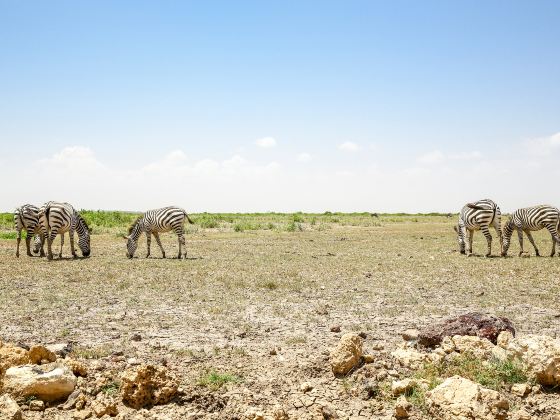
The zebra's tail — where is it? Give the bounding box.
[184,211,194,224]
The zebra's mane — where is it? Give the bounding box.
[128,217,142,235]
[77,213,91,233]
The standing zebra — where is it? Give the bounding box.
[124,206,194,259]
[39,201,91,260]
[502,205,560,257]
[454,199,503,257]
[14,204,44,257]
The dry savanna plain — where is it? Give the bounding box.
[1,212,560,419]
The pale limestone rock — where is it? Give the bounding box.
[28,345,56,364]
[451,335,495,359]
[391,378,416,396]
[394,395,412,418]
[0,394,22,420]
[0,343,29,375]
[511,383,530,397]
[329,333,363,375]
[426,376,509,419]
[120,364,178,409]
[2,363,76,402]
[91,393,118,417]
[391,344,430,370]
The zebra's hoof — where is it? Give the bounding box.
[15,253,19,258]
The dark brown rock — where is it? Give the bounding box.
[418,312,515,348]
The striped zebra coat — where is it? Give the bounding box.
[502,205,560,257]
[39,201,91,260]
[454,199,503,257]
[124,206,194,259]
[14,204,44,257]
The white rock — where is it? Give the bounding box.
[329,333,363,375]
[2,363,77,402]
[0,394,22,420]
[391,345,430,370]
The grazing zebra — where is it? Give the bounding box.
[502,205,560,257]
[454,199,503,257]
[124,206,194,259]
[14,204,44,257]
[39,201,91,260]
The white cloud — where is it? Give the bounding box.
[525,132,560,156]
[255,136,277,148]
[297,153,312,163]
[338,141,360,152]
[449,151,482,160]
[417,150,445,164]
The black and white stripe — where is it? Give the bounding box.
[502,205,560,257]
[124,206,194,259]
[39,201,91,260]
[14,204,43,257]
[454,199,503,257]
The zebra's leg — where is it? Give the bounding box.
[16,229,22,258]
[25,229,33,256]
[39,232,46,257]
[493,219,503,255]
[59,233,65,258]
[47,230,57,260]
[524,230,539,256]
[467,229,474,256]
[550,231,556,257]
[69,229,77,258]
[153,232,165,258]
[545,224,560,257]
[481,226,492,257]
[146,231,152,258]
[517,228,525,256]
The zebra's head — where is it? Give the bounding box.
[454,223,466,254]
[501,219,514,256]
[32,234,42,254]
[124,217,143,258]
[76,215,91,257]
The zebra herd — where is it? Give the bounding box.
[12,200,560,260]
[455,199,560,257]
[14,203,193,260]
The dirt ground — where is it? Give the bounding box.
[1,219,560,419]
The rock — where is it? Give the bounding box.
[28,345,57,364]
[64,358,88,377]
[329,333,363,375]
[0,394,22,420]
[499,334,560,386]
[2,363,77,402]
[127,357,141,366]
[418,312,515,348]
[0,342,30,374]
[91,393,118,417]
[73,409,92,420]
[449,335,496,359]
[299,382,313,393]
[269,348,277,356]
[330,325,341,333]
[363,354,375,363]
[394,396,412,418]
[272,406,288,420]
[131,333,142,342]
[391,345,430,370]
[62,389,82,410]
[120,364,178,409]
[46,343,73,357]
[401,329,420,342]
[512,410,532,420]
[426,376,509,419]
[391,378,416,396]
[320,404,338,419]
[511,383,530,397]
[29,399,44,411]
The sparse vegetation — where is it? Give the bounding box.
[197,370,241,390]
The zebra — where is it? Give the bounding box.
[453,199,503,257]
[39,201,91,260]
[124,206,194,259]
[14,204,44,257]
[502,205,560,257]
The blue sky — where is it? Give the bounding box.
[1,1,559,212]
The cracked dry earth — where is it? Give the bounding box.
[1,219,560,419]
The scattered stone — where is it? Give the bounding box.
[394,396,411,418]
[391,345,430,370]
[272,406,288,420]
[2,363,77,402]
[363,354,375,363]
[448,335,496,359]
[73,409,92,420]
[426,376,509,419]
[62,389,82,410]
[511,383,530,397]
[329,333,363,376]
[358,332,367,339]
[320,404,338,419]
[0,342,30,374]
[91,393,118,417]
[0,394,22,420]
[330,325,341,333]
[120,364,178,409]
[360,379,378,400]
[64,358,88,377]
[130,333,142,342]
[46,343,72,357]
[418,312,515,348]
[269,348,277,356]
[401,329,419,342]
[499,334,560,386]
[28,345,57,364]
[300,382,313,393]
[29,399,45,411]
[127,357,141,366]
[391,378,416,396]
[512,410,532,420]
